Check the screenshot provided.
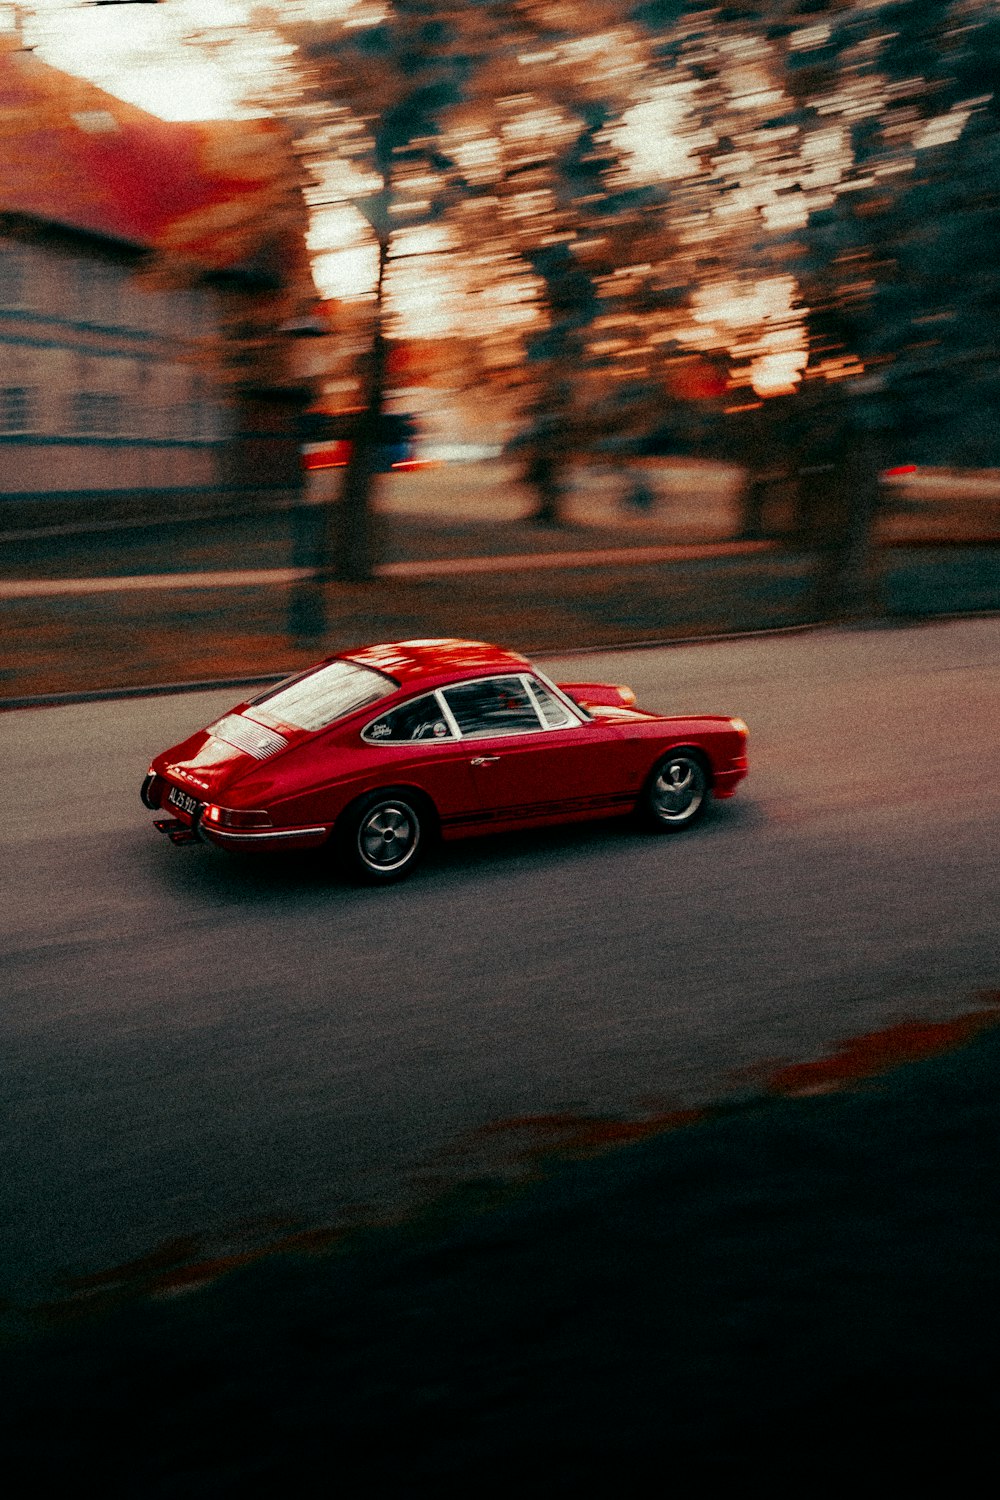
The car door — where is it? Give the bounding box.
[360,691,479,822]
[441,675,632,827]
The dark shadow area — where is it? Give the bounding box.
[3,1011,999,1490]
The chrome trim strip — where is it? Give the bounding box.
[357,671,589,747]
[440,672,582,740]
[204,824,328,845]
[520,674,545,726]
[520,672,580,730]
[517,674,548,731]
[360,689,457,745]
[435,687,462,739]
[530,669,591,723]
[441,789,635,826]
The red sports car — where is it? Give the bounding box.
[142,638,748,882]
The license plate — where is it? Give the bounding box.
[167,785,200,819]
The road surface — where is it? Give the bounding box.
[2,619,998,1305]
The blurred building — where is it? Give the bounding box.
[0,38,308,527]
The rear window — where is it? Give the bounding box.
[247,660,395,732]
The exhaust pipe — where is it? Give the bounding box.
[153,818,199,846]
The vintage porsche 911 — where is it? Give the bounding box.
[142,638,748,882]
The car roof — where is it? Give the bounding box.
[338,638,532,688]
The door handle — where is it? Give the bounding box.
[470,755,500,766]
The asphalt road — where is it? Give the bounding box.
[2,619,998,1306]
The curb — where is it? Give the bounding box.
[0,674,290,712]
[8,614,997,712]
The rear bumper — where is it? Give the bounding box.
[146,772,329,851]
[198,823,330,851]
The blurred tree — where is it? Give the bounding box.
[452,1,690,523]
[875,1,1000,469]
[178,0,999,609]
[274,1,497,581]
[786,0,1000,614]
[621,0,1000,616]
[279,0,704,548]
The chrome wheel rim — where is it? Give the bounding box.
[651,757,705,823]
[358,802,419,871]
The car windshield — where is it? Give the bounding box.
[246,661,396,732]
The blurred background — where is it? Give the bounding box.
[2,0,999,696]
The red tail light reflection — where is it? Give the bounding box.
[204,805,272,829]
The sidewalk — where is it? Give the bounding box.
[0,539,777,598]
[3,461,999,701]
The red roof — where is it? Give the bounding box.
[0,40,289,267]
[343,639,532,685]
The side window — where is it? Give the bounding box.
[0,387,36,434]
[526,678,576,729]
[363,693,452,743]
[442,676,543,738]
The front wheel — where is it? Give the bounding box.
[339,791,426,883]
[641,751,709,833]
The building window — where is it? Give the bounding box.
[73,391,124,437]
[0,387,36,434]
[0,249,25,310]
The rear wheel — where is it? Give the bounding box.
[641,751,709,832]
[339,790,427,883]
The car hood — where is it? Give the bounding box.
[586,704,736,726]
[584,703,660,724]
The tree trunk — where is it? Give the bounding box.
[528,446,566,526]
[522,401,571,526]
[807,433,883,621]
[736,395,797,541]
[739,471,771,541]
[334,323,387,584]
[317,240,389,585]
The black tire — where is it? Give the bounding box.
[338,790,428,884]
[641,750,709,833]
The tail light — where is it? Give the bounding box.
[204,805,272,829]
